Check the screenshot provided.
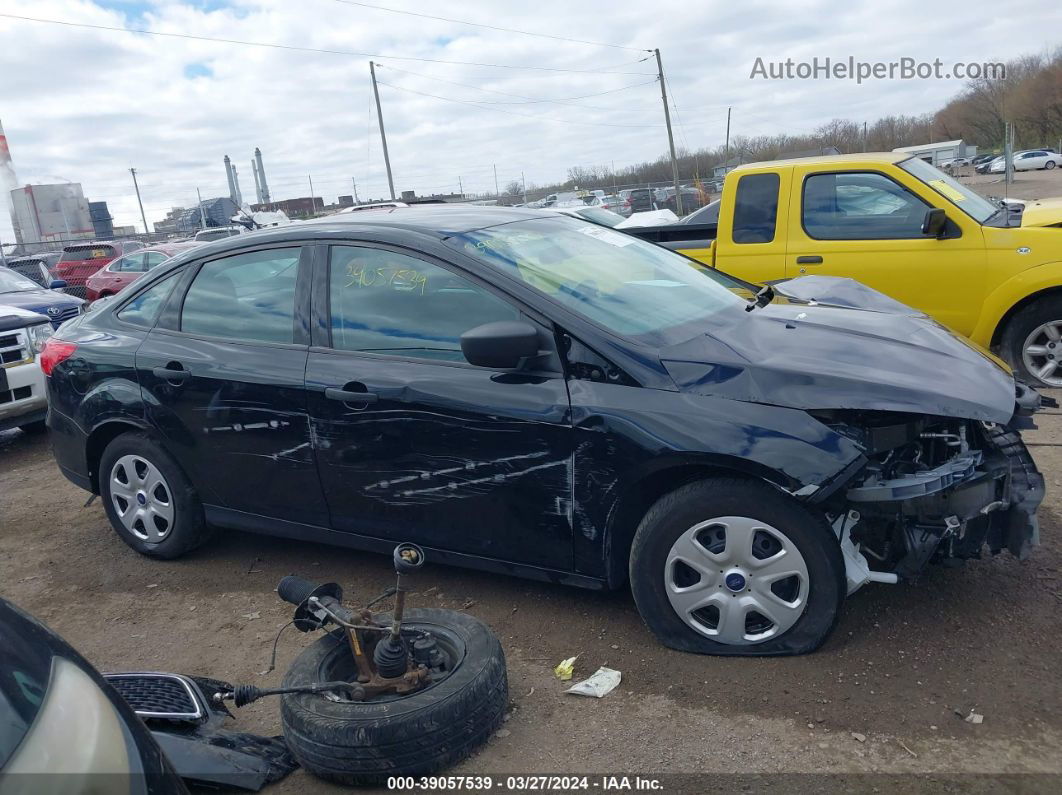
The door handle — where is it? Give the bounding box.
[795,255,823,264]
[152,365,189,383]
[325,386,379,405]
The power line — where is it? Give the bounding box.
[329,0,648,52]
[378,64,658,109]
[0,12,652,74]
[376,80,665,128]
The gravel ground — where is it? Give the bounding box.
[3,395,1062,792]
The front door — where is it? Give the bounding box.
[135,245,328,526]
[785,167,986,335]
[306,244,575,570]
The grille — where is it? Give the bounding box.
[105,673,203,720]
[0,331,28,367]
[49,306,81,324]
[0,386,32,405]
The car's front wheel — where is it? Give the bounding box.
[629,478,845,656]
[1045,160,1056,170]
[1001,296,1062,387]
[99,432,212,558]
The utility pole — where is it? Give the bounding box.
[308,175,316,214]
[612,159,618,194]
[351,177,360,204]
[521,171,527,204]
[370,61,395,200]
[196,187,206,230]
[863,121,868,152]
[493,163,499,198]
[130,168,149,235]
[723,107,731,184]
[458,176,463,197]
[654,48,682,215]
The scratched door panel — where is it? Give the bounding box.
[136,245,328,525]
[307,352,574,569]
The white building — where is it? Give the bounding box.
[892,139,977,165]
[9,183,94,249]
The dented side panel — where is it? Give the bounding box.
[566,379,866,578]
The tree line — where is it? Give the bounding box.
[509,48,1061,202]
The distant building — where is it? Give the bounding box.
[251,197,324,219]
[112,225,137,237]
[88,201,113,239]
[152,207,186,236]
[338,194,354,207]
[165,197,239,235]
[892,139,976,165]
[9,183,94,249]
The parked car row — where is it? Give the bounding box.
[976,149,1059,174]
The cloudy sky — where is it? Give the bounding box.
[0,0,1053,241]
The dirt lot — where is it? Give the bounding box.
[960,163,1062,202]
[3,400,1062,791]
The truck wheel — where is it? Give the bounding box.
[1001,296,1062,387]
[629,478,845,656]
[280,608,508,785]
[99,432,212,559]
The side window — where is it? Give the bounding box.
[180,248,300,344]
[328,246,519,363]
[144,252,169,270]
[803,172,931,240]
[732,173,779,244]
[117,272,179,327]
[112,254,144,272]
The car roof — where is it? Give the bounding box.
[735,152,910,171]
[298,203,549,235]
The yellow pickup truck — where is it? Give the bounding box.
[627,153,1062,386]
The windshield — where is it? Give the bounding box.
[0,268,40,293]
[449,217,745,343]
[898,157,999,224]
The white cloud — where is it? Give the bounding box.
[0,0,1052,242]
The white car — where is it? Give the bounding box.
[989,150,1059,173]
[0,306,51,434]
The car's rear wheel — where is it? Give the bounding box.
[629,478,845,656]
[1046,160,1056,170]
[99,432,212,558]
[1001,296,1062,386]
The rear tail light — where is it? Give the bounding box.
[39,339,77,376]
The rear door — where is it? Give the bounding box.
[135,244,328,525]
[714,169,790,283]
[305,243,575,569]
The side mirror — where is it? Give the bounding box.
[922,208,947,238]
[49,279,67,290]
[460,321,540,369]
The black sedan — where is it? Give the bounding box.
[42,206,1045,656]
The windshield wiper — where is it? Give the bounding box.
[744,284,774,312]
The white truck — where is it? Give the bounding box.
[0,306,52,434]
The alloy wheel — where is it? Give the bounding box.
[664,515,810,645]
[1022,321,1062,386]
[109,454,175,541]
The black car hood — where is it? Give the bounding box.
[660,282,1016,423]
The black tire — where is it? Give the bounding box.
[1000,295,1062,386]
[629,478,845,657]
[280,608,508,785]
[98,432,212,559]
[18,420,47,435]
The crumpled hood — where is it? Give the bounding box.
[1020,197,1062,228]
[661,283,1017,423]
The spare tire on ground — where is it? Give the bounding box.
[280,607,508,785]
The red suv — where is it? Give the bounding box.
[84,242,200,302]
[54,241,144,299]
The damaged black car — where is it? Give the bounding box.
[44,206,1047,656]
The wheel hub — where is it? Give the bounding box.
[1022,321,1062,386]
[663,516,810,645]
[724,570,747,592]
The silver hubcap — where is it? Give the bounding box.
[109,455,175,542]
[1022,321,1062,386]
[664,516,810,645]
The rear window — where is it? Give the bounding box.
[59,245,115,262]
[732,173,779,244]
